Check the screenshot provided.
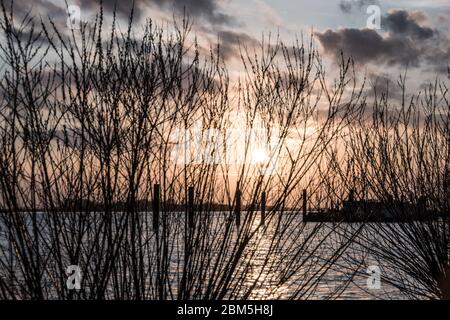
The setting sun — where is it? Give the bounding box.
[251,148,269,164]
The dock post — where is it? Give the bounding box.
[188,186,194,229]
[302,189,307,217]
[349,189,355,202]
[261,191,266,225]
[418,195,427,215]
[235,188,241,228]
[152,184,160,231]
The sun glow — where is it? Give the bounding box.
[251,148,269,164]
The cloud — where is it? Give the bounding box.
[338,0,380,14]
[316,28,420,66]
[71,0,146,21]
[383,10,434,40]
[215,30,259,60]
[2,0,64,20]
[365,72,404,100]
[1,0,138,27]
[2,0,234,26]
[316,10,449,74]
[148,0,236,26]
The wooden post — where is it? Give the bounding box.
[235,188,241,228]
[152,184,160,231]
[418,195,427,214]
[261,191,266,225]
[387,194,393,203]
[302,189,307,217]
[349,189,355,203]
[188,186,194,229]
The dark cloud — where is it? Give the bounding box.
[77,0,144,21]
[338,0,380,14]
[10,26,53,45]
[2,0,232,25]
[423,38,450,74]
[339,3,434,41]
[383,10,434,40]
[148,0,235,26]
[215,30,259,60]
[7,0,146,21]
[6,0,140,22]
[316,10,449,74]
[2,0,64,23]
[365,72,404,100]
[316,28,420,66]
[0,0,66,44]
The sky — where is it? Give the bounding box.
[1,0,450,200]
[4,0,450,89]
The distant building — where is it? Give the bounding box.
[304,197,434,222]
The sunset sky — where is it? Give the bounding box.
[2,1,450,303]
[7,0,449,88]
